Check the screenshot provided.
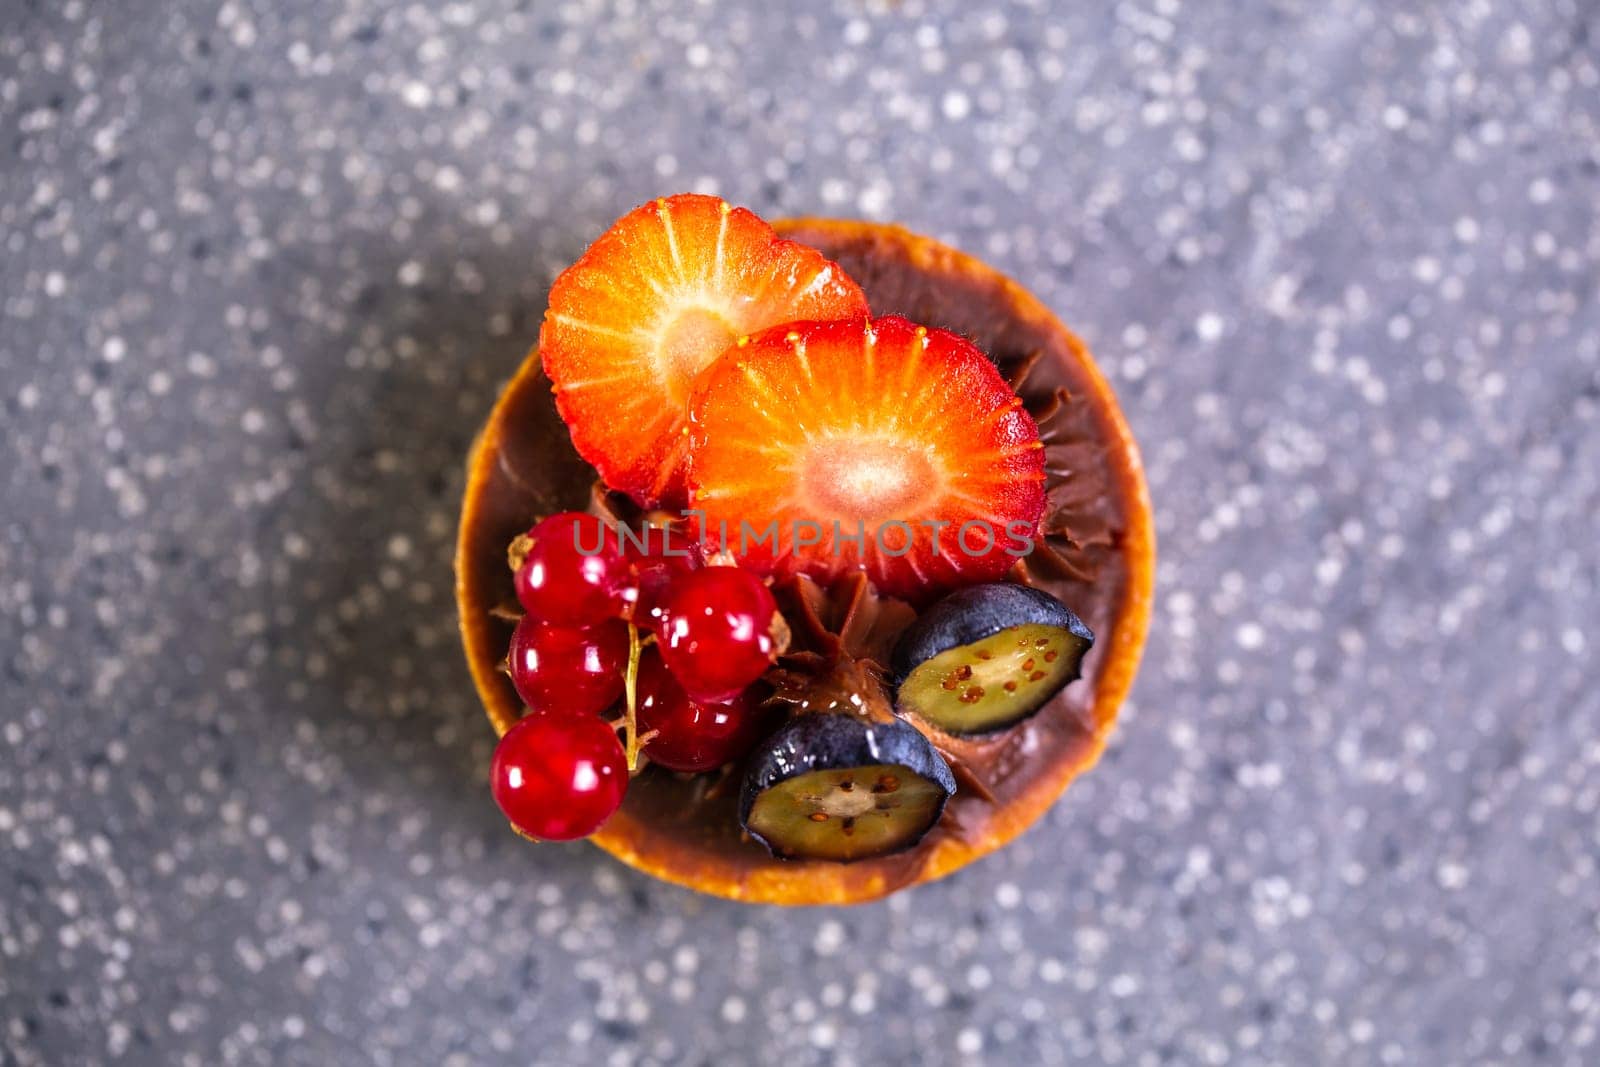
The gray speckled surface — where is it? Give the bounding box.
[3,1,1598,1064]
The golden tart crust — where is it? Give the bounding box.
[456,219,1154,905]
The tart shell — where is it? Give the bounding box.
[455,218,1155,905]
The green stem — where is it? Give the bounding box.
[624,622,642,770]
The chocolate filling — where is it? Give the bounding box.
[458,221,1136,894]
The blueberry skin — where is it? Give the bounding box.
[889,582,1095,689]
[737,713,956,827]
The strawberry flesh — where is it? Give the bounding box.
[686,316,1046,602]
[540,194,869,506]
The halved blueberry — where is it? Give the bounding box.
[739,712,955,863]
[891,583,1094,735]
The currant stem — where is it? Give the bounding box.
[624,621,642,770]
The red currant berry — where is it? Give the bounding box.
[622,524,701,631]
[489,710,627,841]
[659,567,784,703]
[514,512,634,626]
[635,648,769,773]
[507,617,628,716]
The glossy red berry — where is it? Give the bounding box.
[635,648,769,773]
[659,566,784,703]
[514,512,634,626]
[507,617,628,716]
[622,524,701,631]
[489,710,627,841]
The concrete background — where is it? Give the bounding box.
[3,1,1597,1064]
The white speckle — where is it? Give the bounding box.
[1236,622,1265,650]
[1412,256,1441,283]
[401,81,432,108]
[957,1028,983,1054]
[398,261,424,286]
[103,337,126,363]
[1196,312,1225,342]
[1382,104,1409,130]
[1528,177,1554,204]
[721,997,746,1024]
[1500,22,1534,64]
[942,90,971,121]
[814,919,845,956]
[857,181,891,217]
[1561,629,1585,655]
[92,124,120,157]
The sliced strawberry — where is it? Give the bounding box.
[686,315,1046,602]
[539,194,869,506]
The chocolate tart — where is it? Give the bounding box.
[455,219,1154,905]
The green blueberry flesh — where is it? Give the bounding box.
[739,711,956,862]
[898,622,1090,734]
[744,763,949,863]
[891,583,1094,736]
